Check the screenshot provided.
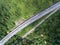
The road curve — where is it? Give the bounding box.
[0,2,60,45]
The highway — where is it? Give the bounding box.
[21,8,59,38]
[0,2,60,45]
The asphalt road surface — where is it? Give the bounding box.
[0,2,60,45]
[21,8,59,38]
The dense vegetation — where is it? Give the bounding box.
[5,10,60,45]
[23,11,60,45]
[0,0,60,45]
[0,0,58,40]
